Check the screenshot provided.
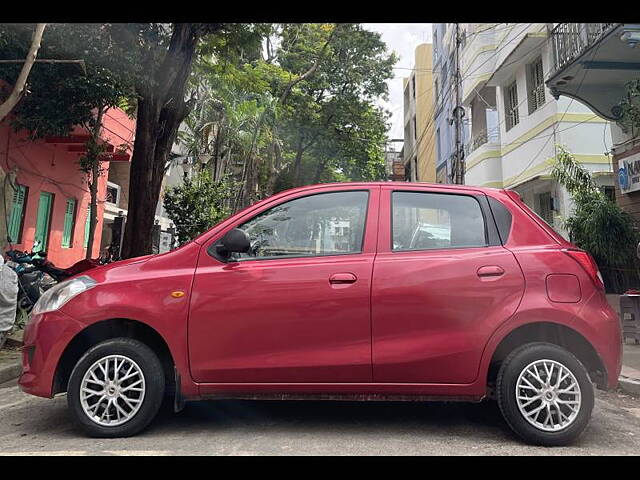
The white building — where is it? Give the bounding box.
[460,23,614,237]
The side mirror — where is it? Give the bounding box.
[213,228,250,261]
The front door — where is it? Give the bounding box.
[188,187,379,384]
[372,186,525,384]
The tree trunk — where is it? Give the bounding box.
[0,23,46,122]
[291,133,305,187]
[84,107,105,260]
[121,24,200,259]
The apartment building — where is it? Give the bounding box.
[402,43,437,182]
[547,23,640,224]
[459,23,614,236]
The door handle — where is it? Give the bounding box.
[477,265,505,278]
[329,273,357,284]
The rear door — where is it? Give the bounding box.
[371,186,525,384]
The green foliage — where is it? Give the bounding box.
[163,169,237,244]
[0,24,135,138]
[551,146,639,270]
[617,78,640,136]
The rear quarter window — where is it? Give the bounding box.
[487,196,513,244]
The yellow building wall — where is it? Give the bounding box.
[414,44,436,183]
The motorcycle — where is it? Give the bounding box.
[4,241,104,330]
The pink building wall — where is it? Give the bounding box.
[0,109,135,268]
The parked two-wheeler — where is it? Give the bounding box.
[4,243,103,330]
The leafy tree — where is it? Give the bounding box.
[163,169,237,244]
[175,23,396,216]
[552,146,640,291]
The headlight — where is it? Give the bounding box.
[32,275,97,316]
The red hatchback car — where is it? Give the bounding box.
[19,182,621,445]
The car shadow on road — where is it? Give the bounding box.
[149,398,517,442]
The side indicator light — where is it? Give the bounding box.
[170,291,186,298]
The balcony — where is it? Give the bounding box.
[546,23,640,120]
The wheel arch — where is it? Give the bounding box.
[52,318,176,397]
[485,321,607,391]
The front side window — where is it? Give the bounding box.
[233,191,369,261]
[392,191,487,251]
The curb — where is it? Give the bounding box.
[0,360,21,384]
[619,375,640,396]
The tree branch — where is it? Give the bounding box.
[278,24,339,106]
[0,23,47,122]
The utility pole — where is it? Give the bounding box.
[453,23,464,185]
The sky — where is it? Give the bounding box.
[362,23,433,146]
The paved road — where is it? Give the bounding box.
[1,379,640,455]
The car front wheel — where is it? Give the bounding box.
[496,342,594,446]
[67,337,165,438]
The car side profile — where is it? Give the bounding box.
[18,182,622,445]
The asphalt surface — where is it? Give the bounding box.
[1,379,640,455]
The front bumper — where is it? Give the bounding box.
[19,309,84,398]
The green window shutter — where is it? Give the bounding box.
[61,198,76,248]
[7,185,26,244]
[83,205,91,248]
[33,192,53,253]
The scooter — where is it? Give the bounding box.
[5,242,104,329]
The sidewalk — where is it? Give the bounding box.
[0,329,22,384]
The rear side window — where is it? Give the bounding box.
[392,191,487,251]
[234,190,369,260]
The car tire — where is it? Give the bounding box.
[496,342,594,446]
[67,337,165,438]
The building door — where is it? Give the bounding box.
[33,192,54,253]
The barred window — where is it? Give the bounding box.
[527,57,546,114]
[505,81,520,131]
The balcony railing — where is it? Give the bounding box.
[464,128,500,156]
[551,23,618,73]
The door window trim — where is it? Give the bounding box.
[208,189,371,263]
[389,189,500,253]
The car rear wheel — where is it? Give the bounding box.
[67,338,165,438]
[496,342,594,446]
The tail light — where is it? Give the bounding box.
[563,248,605,290]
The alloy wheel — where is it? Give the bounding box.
[79,354,146,427]
[515,359,581,432]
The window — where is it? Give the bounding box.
[232,191,369,261]
[392,191,487,251]
[33,192,54,253]
[61,198,77,248]
[536,192,553,225]
[106,182,120,205]
[435,78,440,100]
[83,205,91,248]
[413,115,417,140]
[505,81,520,131]
[527,57,546,114]
[412,75,416,99]
[7,184,27,244]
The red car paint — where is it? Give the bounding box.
[19,182,622,402]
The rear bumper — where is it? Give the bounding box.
[18,310,84,398]
[582,292,622,390]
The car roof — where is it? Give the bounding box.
[277,181,503,195]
